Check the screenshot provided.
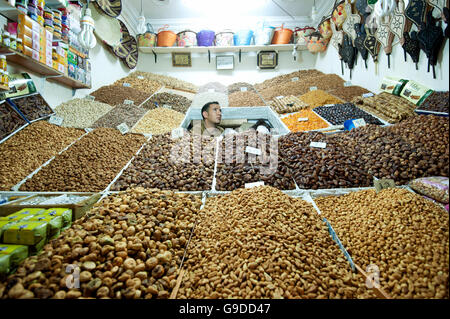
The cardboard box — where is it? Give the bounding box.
[58,62,66,74]
[32,40,40,52]
[32,30,40,44]
[46,56,53,67]
[45,30,53,42]
[52,60,58,70]
[23,46,33,57]
[18,13,33,29]
[32,49,40,61]
[18,24,32,38]
[22,35,32,48]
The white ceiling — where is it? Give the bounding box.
[128,0,318,20]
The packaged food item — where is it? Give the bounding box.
[400,80,434,106]
[380,77,409,96]
[28,214,62,238]
[30,237,46,254]
[0,244,28,267]
[0,220,16,240]
[409,176,449,204]
[0,208,45,222]
[3,221,48,245]
[0,254,10,276]
[2,31,11,47]
[17,38,23,53]
[42,208,72,230]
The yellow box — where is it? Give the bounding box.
[52,60,58,70]
[18,13,33,29]
[23,46,33,57]
[22,35,32,49]
[18,24,32,38]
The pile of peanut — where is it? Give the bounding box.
[316,188,449,299]
[178,186,375,299]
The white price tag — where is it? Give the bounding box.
[245,181,265,189]
[240,87,248,92]
[208,89,215,93]
[324,104,335,107]
[362,93,374,98]
[344,81,352,87]
[143,133,152,139]
[84,128,94,133]
[117,122,130,135]
[137,76,145,80]
[171,127,184,139]
[48,115,64,126]
[310,142,327,149]
[162,104,172,109]
[297,118,309,122]
[352,118,366,128]
[291,77,299,82]
[310,86,318,91]
[245,146,262,156]
[276,96,284,99]
[123,83,131,87]
[85,95,95,101]
[124,99,135,105]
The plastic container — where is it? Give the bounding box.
[215,30,234,46]
[157,25,177,47]
[197,30,215,46]
[177,30,197,47]
[294,27,315,46]
[254,26,275,45]
[2,32,11,47]
[271,25,293,44]
[234,29,254,45]
[28,3,38,21]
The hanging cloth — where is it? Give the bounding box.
[402,31,421,69]
[417,10,445,78]
[405,0,427,28]
[354,22,369,68]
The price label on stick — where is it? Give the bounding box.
[297,118,309,122]
[137,76,145,80]
[245,181,265,189]
[374,178,396,192]
[352,118,366,128]
[276,96,284,99]
[344,81,352,87]
[292,77,299,82]
[245,146,262,155]
[123,83,131,87]
[240,87,248,92]
[310,86,318,91]
[310,142,327,149]
[85,128,94,133]
[162,104,172,109]
[48,115,63,126]
[117,122,129,135]
[171,127,184,139]
[85,95,95,101]
[362,93,374,98]
[124,99,134,105]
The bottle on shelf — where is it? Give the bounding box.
[0,55,6,72]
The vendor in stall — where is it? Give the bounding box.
[194,101,225,137]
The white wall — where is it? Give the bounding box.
[315,36,450,93]
[136,50,318,85]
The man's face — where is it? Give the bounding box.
[203,104,222,124]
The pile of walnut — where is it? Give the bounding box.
[177,186,375,299]
[0,188,201,299]
[316,188,449,299]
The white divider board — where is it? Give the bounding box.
[11,131,90,191]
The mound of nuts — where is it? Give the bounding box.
[91,104,148,129]
[0,101,27,141]
[131,108,185,135]
[112,133,215,192]
[270,95,309,114]
[114,77,162,96]
[131,71,198,93]
[313,103,384,125]
[418,91,449,113]
[315,188,449,299]
[328,86,372,102]
[228,91,265,107]
[215,131,296,191]
[0,188,202,299]
[144,92,192,113]
[178,186,375,299]
[10,94,53,121]
[255,69,324,92]
[90,85,151,107]
[20,128,146,192]
[227,82,256,94]
[54,98,113,128]
[0,121,83,190]
[298,89,343,107]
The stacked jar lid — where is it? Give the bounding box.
[53,9,62,40]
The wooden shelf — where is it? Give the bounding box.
[0,1,19,21]
[0,45,90,89]
[139,44,307,54]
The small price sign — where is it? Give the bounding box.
[117,122,130,135]
[245,181,265,188]
[276,95,284,99]
[374,178,396,192]
[291,77,299,82]
[84,128,94,133]
[171,127,184,139]
[310,141,327,149]
[362,93,374,98]
[240,87,248,92]
[137,76,145,80]
[352,118,366,128]
[344,81,352,87]
[48,115,63,126]
[143,133,152,139]
[297,118,309,122]
[123,83,131,87]
[162,104,172,109]
[85,95,95,101]
[124,99,134,105]
[310,86,318,91]
[245,146,262,156]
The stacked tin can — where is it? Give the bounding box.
[52,9,62,40]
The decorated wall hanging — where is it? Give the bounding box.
[417,10,445,78]
[343,0,361,43]
[89,2,121,47]
[375,16,395,67]
[111,20,139,69]
[332,1,348,29]
[390,0,408,40]
[402,30,421,69]
[443,6,450,38]
[319,17,334,40]
[355,23,369,68]
[405,0,427,28]
[426,0,448,15]
[94,0,122,18]
[339,34,358,78]
[330,20,345,74]
[364,25,381,67]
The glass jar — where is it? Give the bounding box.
[17,38,23,53]
[2,31,10,47]
[10,34,17,50]
[0,55,7,71]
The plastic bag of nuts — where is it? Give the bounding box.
[409,177,449,204]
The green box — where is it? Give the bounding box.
[0,208,45,223]
[0,244,28,268]
[3,221,48,245]
[41,208,72,229]
[29,215,62,238]
[0,220,16,241]
[0,254,11,276]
